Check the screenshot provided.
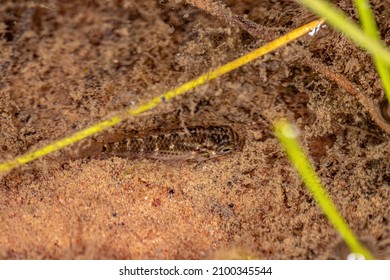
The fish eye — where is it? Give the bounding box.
[218,145,233,154]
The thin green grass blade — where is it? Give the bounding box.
[297,0,390,79]
[354,0,390,102]
[274,120,375,260]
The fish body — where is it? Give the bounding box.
[101,125,241,161]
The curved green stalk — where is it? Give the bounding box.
[297,0,390,103]
[274,120,375,260]
[354,0,390,103]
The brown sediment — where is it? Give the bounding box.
[185,0,390,134]
[0,0,389,259]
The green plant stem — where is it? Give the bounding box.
[297,1,390,100]
[274,120,375,260]
[354,0,390,102]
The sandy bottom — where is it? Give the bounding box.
[0,0,389,259]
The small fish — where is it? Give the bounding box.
[99,125,241,161]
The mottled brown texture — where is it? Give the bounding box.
[100,125,241,161]
[0,0,389,260]
[186,0,390,134]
